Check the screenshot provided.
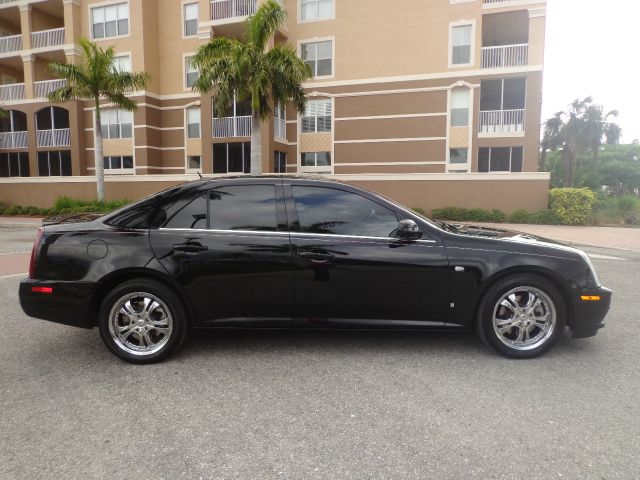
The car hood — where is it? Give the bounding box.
[447,223,582,254]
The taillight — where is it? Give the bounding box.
[29,227,44,279]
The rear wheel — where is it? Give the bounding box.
[477,274,565,359]
[98,279,188,363]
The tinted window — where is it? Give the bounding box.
[210,185,278,232]
[292,186,399,237]
[164,194,207,229]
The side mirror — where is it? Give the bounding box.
[397,219,423,240]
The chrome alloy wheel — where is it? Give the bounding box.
[492,286,557,351]
[108,292,173,356]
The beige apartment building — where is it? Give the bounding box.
[0,0,550,211]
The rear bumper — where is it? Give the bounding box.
[570,286,612,338]
[19,279,95,329]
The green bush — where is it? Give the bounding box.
[623,211,639,225]
[412,207,427,217]
[0,197,130,217]
[508,209,561,225]
[549,188,597,226]
[431,207,507,223]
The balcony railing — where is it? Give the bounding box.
[212,116,252,137]
[0,34,22,54]
[31,28,65,49]
[482,44,528,69]
[0,0,20,5]
[0,83,25,101]
[36,128,71,147]
[0,131,28,149]
[479,109,525,134]
[210,0,256,21]
[274,117,286,140]
[34,79,66,98]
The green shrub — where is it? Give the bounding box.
[0,203,5,216]
[412,207,427,216]
[0,197,130,217]
[623,211,639,225]
[430,207,507,223]
[617,195,639,213]
[549,188,597,225]
[508,209,561,225]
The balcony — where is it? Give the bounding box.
[0,131,27,149]
[31,28,65,49]
[479,109,525,134]
[481,44,528,69]
[0,83,25,101]
[212,116,252,138]
[210,0,256,21]
[34,79,66,98]
[0,34,22,55]
[36,128,71,147]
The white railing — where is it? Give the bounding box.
[212,116,252,137]
[0,34,22,54]
[482,44,528,69]
[31,28,65,49]
[274,117,286,140]
[479,109,525,134]
[210,0,256,20]
[0,131,28,149]
[483,0,514,3]
[36,128,71,147]
[0,0,20,4]
[34,79,66,98]
[0,83,25,101]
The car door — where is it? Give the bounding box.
[286,182,450,327]
[149,180,294,327]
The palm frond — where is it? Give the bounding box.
[247,0,286,51]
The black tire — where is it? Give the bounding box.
[476,274,566,359]
[98,279,188,364]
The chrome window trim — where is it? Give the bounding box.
[157,228,437,244]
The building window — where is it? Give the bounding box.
[37,151,72,176]
[91,2,129,39]
[301,151,331,172]
[113,54,131,72]
[451,88,470,127]
[187,155,201,171]
[451,24,472,65]
[104,155,134,170]
[0,152,29,177]
[478,147,523,172]
[185,56,199,88]
[274,103,286,140]
[301,40,333,77]
[184,3,199,37]
[274,151,287,173]
[449,148,468,164]
[0,110,27,133]
[302,99,332,133]
[480,78,526,111]
[300,0,333,22]
[100,109,133,139]
[36,107,70,131]
[213,142,250,174]
[186,107,201,138]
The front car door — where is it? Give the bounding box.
[285,181,450,327]
[149,180,294,327]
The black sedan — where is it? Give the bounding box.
[19,176,611,363]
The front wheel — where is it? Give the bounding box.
[98,279,188,364]
[477,274,566,359]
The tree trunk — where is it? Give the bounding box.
[250,114,262,174]
[94,100,106,202]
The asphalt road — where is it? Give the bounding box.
[1,232,639,479]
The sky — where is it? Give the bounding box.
[542,0,640,142]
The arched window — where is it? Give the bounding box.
[35,107,70,131]
[0,110,27,133]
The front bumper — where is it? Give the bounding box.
[19,279,95,329]
[570,286,612,338]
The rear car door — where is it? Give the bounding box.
[286,182,450,327]
[149,180,294,326]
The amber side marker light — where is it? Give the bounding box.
[31,286,53,294]
[581,295,601,301]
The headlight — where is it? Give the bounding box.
[579,250,601,287]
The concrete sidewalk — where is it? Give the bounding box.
[0,216,42,226]
[479,223,640,252]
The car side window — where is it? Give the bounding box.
[163,194,207,229]
[292,186,399,237]
[209,185,278,232]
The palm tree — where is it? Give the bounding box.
[47,38,148,201]
[192,0,311,174]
